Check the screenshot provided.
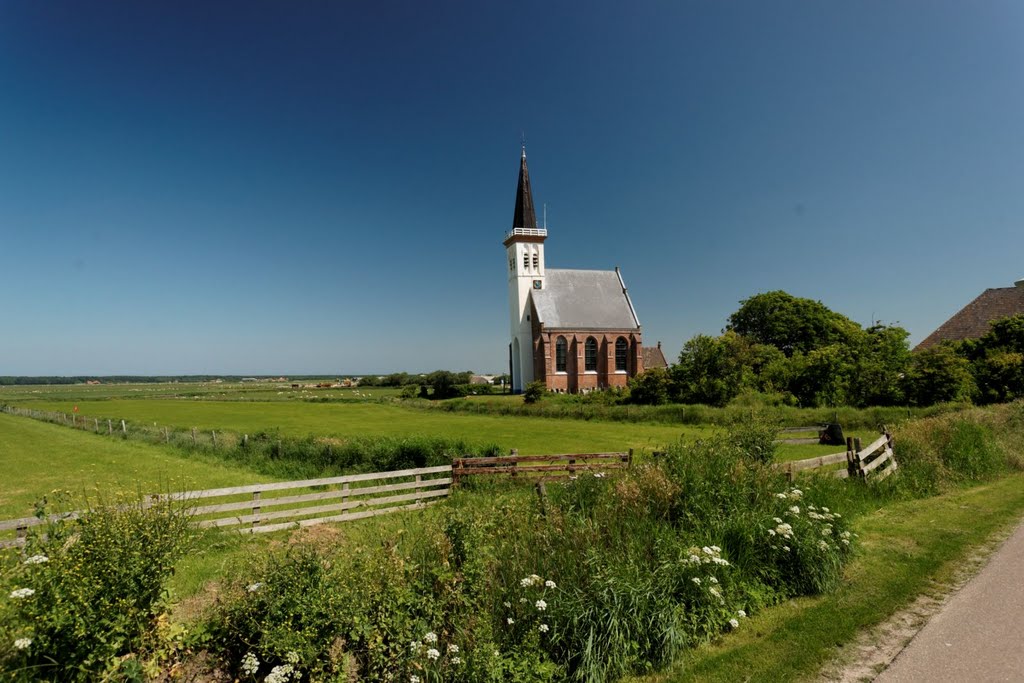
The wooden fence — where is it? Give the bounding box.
[778,430,897,482]
[451,450,632,483]
[0,465,452,548]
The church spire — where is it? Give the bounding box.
[512,146,538,230]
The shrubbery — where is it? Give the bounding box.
[202,420,854,682]
[0,498,195,681]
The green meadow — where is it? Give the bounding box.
[8,397,699,456]
[0,413,277,518]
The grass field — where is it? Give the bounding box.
[8,398,701,456]
[0,413,277,518]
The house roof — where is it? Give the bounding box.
[531,268,641,330]
[512,147,537,230]
[642,344,669,369]
[916,285,1024,350]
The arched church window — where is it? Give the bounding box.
[585,337,598,372]
[532,252,539,269]
[556,336,567,372]
[523,253,529,270]
[615,337,628,372]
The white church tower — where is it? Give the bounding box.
[504,147,546,393]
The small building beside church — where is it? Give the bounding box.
[504,149,654,393]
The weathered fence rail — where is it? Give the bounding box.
[452,450,632,483]
[778,430,896,482]
[0,465,453,548]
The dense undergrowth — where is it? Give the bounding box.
[2,402,1022,681]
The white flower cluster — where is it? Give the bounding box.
[14,637,32,650]
[774,488,802,500]
[768,521,794,540]
[23,554,48,565]
[246,582,263,593]
[684,546,731,567]
[265,663,294,683]
[9,588,35,599]
[410,630,462,668]
[240,651,260,675]
[520,574,544,588]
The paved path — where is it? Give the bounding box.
[875,519,1024,682]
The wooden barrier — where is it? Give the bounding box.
[452,450,632,484]
[0,465,453,548]
[779,429,897,482]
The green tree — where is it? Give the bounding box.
[960,315,1024,404]
[905,345,975,405]
[727,290,860,356]
[671,332,753,406]
[847,324,911,406]
[628,367,672,405]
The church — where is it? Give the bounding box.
[505,149,660,393]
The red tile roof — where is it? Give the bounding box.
[916,286,1024,350]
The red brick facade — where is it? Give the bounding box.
[531,303,644,392]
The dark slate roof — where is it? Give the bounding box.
[512,148,537,230]
[531,268,641,330]
[642,344,669,370]
[916,286,1024,350]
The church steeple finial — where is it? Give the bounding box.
[512,147,538,230]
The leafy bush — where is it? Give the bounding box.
[523,381,547,404]
[0,498,195,680]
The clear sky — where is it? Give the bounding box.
[2,1,1023,376]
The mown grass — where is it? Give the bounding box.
[626,472,1024,682]
[0,413,277,518]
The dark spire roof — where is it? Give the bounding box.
[512,147,538,230]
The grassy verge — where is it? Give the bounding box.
[627,472,1024,682]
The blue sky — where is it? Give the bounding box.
[2,1,1023,375]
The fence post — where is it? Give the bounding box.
[510,449,519,478]
[164,427,170,443]
[786,462,794,483]
[121,419,126,434]
[191,428,197,446]
[535,481,548,518]
[627,449,633,468]
[854,437,863,478]
[243,434,248,448]
[94,418,99,432]
[108,419,112,435]
[252,491,260,528]
[342,482,350,506]
[846,436,856,478]
[212,431,217,448]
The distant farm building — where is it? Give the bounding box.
[916,278,1024,350]
[504,149,659,393]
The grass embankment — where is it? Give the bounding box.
[0,413,276,519]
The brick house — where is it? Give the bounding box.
[504,148,654,393]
